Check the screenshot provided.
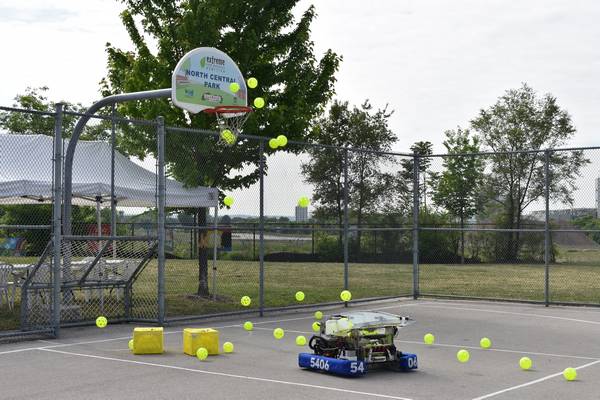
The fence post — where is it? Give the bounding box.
[544,150,550,307]
[52,103,64,337]
[343,149,350,301]
[259,141,265,316]
[156,116,166,324]
[412,152,420,299]
[110,104,117,237]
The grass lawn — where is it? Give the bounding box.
[2,246,600,332]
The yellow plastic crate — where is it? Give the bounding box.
[132,327,164,355]
[183,328,219,356]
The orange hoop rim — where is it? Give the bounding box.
[203,105,253,115]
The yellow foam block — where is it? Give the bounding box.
[132,327,164,355]
[183,328,219,356]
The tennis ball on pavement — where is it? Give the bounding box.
[423,333,435,345]
[480,337,492,349]
[298,196,310,208]
[223,195,234,207]
[563,367,577,381]
[240,295,251,307]
[220,129,236,145]
[457,349,470,363]
[296,335,307,346]
[196,347,208,360]
[229,82,240,93]
[223,341,234,353]
[519,357,532,370]
[253,97,265,109]
[295,291,305,302]
[273,328,285,339]
[128,339,134,351]
[247,77,258,88]
[276,135,288,147]
[340,290,352,302]
[96,316,107,328]
[243,321,254,331]
[314,311,323,320]
[312,321,321,332]
[268,138,279,149]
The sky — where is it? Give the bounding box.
[1,0,599,216]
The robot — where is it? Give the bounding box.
[299,311,417,376]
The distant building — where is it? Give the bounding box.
[529,208,596,221]
[295,206,308,222]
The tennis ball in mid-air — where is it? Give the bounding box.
[340,290,352,302]
[240,295,251,307]
[312,321,321,332]
[563,367,577,381]
[243,321,254,331]
[314,311,323,320]
[295,335,307,346]
[128,339,134,351]
[247,77,258,88]
[276,135,288,147]
[423,333,435,345]
[253,97,265,108]
[196,347,208,360]
[220,129,236,145]
[480,337,492,349]
[298,196,310,208]
[96,316,107,328]
[519,357,532,370]
[273,328,285,339]
[457,349,470,363]
[223,342,234,353]
[295,291,305,302]
[268,138,279,149]
[229,82,240,93]
[223,195,234,207]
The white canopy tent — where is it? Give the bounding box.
[0,133,218,208]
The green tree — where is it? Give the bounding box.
[102,0,340,296]
[432,127,484,263]
[302,100,397,255]
[398,141,434,214]
[471,83,588,261]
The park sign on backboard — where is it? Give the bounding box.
[171,47,247,113]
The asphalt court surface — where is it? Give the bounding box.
[1,299,600,399]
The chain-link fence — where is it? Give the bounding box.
[2,104,600,340]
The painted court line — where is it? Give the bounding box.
[39,348,413,400]
[471,359,600,400]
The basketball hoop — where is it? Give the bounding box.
[204,105,253,146]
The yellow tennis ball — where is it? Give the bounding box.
[229,82,240,93]
[457,349,470,363]
[276,135,288,147]
[273,328,284,339]
[240,295,251,307]
[243,321,253,331]
[298,196,310,208]
[314,311,323,320]
[423,333,435,345]
[196,347,208,360]
[519,357,532,370]
[295,291,305,302]
[340,290,352,302]
[480,337,492,349]
[563,367,577,381]
[96,316,107,328]
[128,339,134,351]
[223,195,234,207]
[268,138,279,149]
[312,321,321,332]
[223,341,234,353]
[247,77,258,88]
[253,97,265,109]
[220,129,236,145]
[295,335,307,346]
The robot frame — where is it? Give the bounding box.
[298,310,418,376]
